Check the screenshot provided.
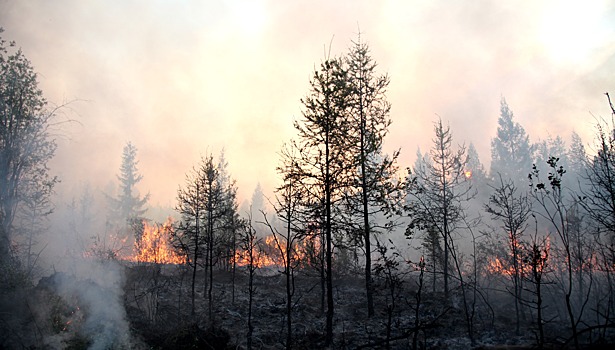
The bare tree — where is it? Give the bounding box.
[263,141,307,349]
[485,174,532,334]
[529,157,587,349]
[521,228,551,348]
[173,162,205,316]
[239,213,261,350]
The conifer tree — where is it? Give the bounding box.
[490,97,533,185]
[109,141,150,234]
[406,118,472,301]
[343,35,403,317]
[294,56,351,345]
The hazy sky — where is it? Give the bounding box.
[1,0,614,208]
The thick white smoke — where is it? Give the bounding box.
[47,259,131,349]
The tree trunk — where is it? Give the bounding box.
[325,125,334,346]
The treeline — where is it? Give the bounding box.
[2,28,615,349]
[164,35,615,348]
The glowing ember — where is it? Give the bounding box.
[130,218,186,264]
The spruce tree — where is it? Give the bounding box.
[490,97,533,185]
[109,141,150,232]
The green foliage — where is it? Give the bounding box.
[0,28,58,270]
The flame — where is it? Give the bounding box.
[233,234,319,269]
[464,170,472,179]
[485,236,552,277]
[130,218,186,265]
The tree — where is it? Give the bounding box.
[251,182,265,216]
[529,157,584,349]
[264,141,307,349]
[406,118,471,301]
[0,30,58,268]
[485,175,532,334]
[108,141,150,236]
[408,149,441,293]
[568,131,587,178]
[294,56,351,345]
[13,170,55,277]
[578,93,615,325]
[216,149,240,274]
[173,152,231,319]
[239,213,261,350]
[343,35,403,318]
[465,143,488,195]
[534,135,569,188]
[174,161,205,316]
[490,97,533,185]
[521,231,551,348]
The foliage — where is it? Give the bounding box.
[490,97,533,184]
[107,141,150,234]
[0,29,58,267]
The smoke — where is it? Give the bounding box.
[41,259,131,349]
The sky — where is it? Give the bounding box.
[1,0,614,210]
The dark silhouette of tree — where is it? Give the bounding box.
[264,141,307,350]
[239,213,260,350]
[534,135,569,188]
[173,152,231,319]
[521,230,551,348]
[343,35,403,318]
[529,157,585,350]
[490,97,533,185]
[174,161,205,316]
[294,56,351,345]
[201,154,227,322]
[0,30,59,268]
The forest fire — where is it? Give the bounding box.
[233,235,316,269]
[129,218,186,265]
[485,257,524,277]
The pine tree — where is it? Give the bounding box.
[406,118,471,301]
[173,152,231,318]
[294,56,351,345]
[568,131,587,177]
[466,143,487,184]
[490,97,533,185]
[343,35,403,318]
[109,141,150,233]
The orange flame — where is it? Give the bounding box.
[233,234,318,269]
[130,218,186,265]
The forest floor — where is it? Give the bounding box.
[5,259,614,349]
[121,263,615,350]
